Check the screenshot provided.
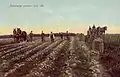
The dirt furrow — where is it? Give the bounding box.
[0,41,43,60]
[4,40,63,77]
[23,40,68,77]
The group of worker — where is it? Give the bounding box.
[86,24,107,43]
[29,31,70,42]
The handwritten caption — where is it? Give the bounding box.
[9,4,44,8]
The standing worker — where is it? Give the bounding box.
[60,32,63,39]
[41,31,45,42]
[29,31,33,42]
[49,32,55,42]
[66,31,69,40]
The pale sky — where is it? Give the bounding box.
[0,0,120,34]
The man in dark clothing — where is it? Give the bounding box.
[66,31,69,40]
[41,31,45,42]
[60,32,63,39]
[29,31,33,42]
[49,32,54,42]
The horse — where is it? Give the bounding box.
[13,28,17,42]
[21,31,27,41]
[100,26,107,40]
[13,28,28,43]
[16,28,22,42]
[100,26,107,34]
